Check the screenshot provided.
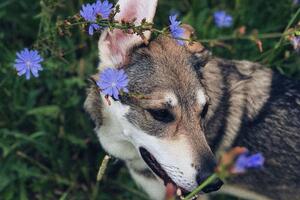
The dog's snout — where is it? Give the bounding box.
[196,155,223,193]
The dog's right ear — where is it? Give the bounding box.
[181,24,212,62]
[98,0,158,70]
[181,24,205,53]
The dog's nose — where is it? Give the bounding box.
[196,156,223,193]
[201,178,223,193]
[196,172,223,193]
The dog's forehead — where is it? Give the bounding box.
[126,36,206,105]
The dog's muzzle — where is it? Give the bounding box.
[139,147,189,195]
[139,147,223,196]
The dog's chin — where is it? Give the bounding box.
[139,147,190,196]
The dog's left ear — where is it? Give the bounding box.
[98,0,158,69]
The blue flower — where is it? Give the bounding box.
[234,152,265,173]
[97,68,129,100]
[293,0,300,5]
[14,48,43,80]
[80,3,100,35]
[291,36,300,52]
[94,0,113,19]
[88,23,101,35]
[80,3,96,23]
[213,11,233,28]
[169,15,185,46]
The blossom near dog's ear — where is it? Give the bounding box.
[98,0,158,69]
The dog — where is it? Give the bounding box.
[84,0,300,199]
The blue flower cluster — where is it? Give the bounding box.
[213,10,233,28]
[97,68,129,100]
[168,11,234,45]
[294,0,300,5]
[80,0,113,35]
[234,152,265,173]
[12,0,298,89]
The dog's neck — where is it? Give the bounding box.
[202,58,273,154]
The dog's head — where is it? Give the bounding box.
[85,0,223,194]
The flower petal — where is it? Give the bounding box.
[17,68,27,76]
[103,87,113,96]
[88,25,94,35]
[14,63,26,71]
[25,69,31,80]
[31,67,39,77]
[112,87,119,99]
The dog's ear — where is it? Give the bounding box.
[98,0,158,69]
[181,24,211,61]
[181,24,205,53]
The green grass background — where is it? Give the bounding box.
[0,0,299,199]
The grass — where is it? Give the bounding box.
[0,0,299,199]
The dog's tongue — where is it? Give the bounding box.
[165,182,184,199]
[165,183,177,199]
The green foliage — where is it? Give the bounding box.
[0,0,299,199]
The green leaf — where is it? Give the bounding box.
[63,134,87,148]
[26,105,60,119]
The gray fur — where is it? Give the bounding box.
[201,57,300,199]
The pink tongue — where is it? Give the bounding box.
[165,182,177,199]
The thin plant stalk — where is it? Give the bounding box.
[182,173,218,200]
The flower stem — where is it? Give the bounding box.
[267,7,300,63]
[96,154,111,181]
[275,7,300,49]
[199,32,283,43]
[182,173,218,200]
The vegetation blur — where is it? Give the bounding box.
[0,0,299,199]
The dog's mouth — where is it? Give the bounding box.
[139,147,189,196]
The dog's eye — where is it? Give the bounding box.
[200,103,209,118]
[147,109,174,123]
